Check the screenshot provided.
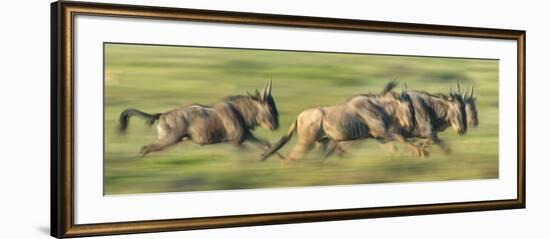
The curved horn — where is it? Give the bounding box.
[463,86,470,99]
[265,79,272,96]
[260,79,272,101]
[470,86,474,98]
[456,81,462,94]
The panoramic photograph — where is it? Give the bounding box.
[103,43,498,195]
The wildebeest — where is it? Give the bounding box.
[260,82,424,161]
[401,86,468,154]
[407,84,476,154]
[118,80,280,156]
[342,83,473,156]
[262,81,475,160]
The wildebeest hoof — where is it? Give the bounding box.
[139,146,149,157]
[421,149,430,157]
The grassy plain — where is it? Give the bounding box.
[104,43,499,195]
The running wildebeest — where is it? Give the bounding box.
[388,82,470,155]
[260,82,424,161]
[343,83,472,155]
[417,85,477,153]
[118,80,281,157]
[337,83,472,156]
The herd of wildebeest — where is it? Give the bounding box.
[118,80,478,162]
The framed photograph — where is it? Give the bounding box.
[51,1,526,238]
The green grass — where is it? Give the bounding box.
[104,43,499,195]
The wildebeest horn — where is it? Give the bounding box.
[260,80,272,101]
[456,81,462,94]
[265,79,272,96]
[470,86,474,99]
[463,87,470,99]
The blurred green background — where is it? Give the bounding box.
[104,43,499,195]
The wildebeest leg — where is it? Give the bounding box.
[358,111,425,157]
[322,140,339,159]
[139,136,180,157]
[388,133,426,157]
[334,141,362,157]
[316,141,328,155]
[335,144,349,156]
[140,121,183,157]
[315,140,344,163]
[379,142,398,154]
[430,135,451,154]
[234,143,251,151]
[245,133,286,160]
[316,138,330,158]
[288,142,314,161]
[287,108,323,161]
[411,138,431,156]
[287,123,318,160]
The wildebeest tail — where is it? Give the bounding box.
[260,120,297,161]
[118,108,161,133]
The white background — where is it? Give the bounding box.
[0,0,545,238]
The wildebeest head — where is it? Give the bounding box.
[248,80,279,130]
[464,86,479,128]
[447,83,468,135]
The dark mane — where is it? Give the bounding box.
[348,91,402,102]
[225,94,278,118]
[187,103,211,108]
[345,81,400,102]
[413,91,466,104]
[413,91,450,100]
[220,95,260,129]
[223,94,259,110]
[224,95,255,102]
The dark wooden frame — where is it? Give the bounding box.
[51,1,526,238]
